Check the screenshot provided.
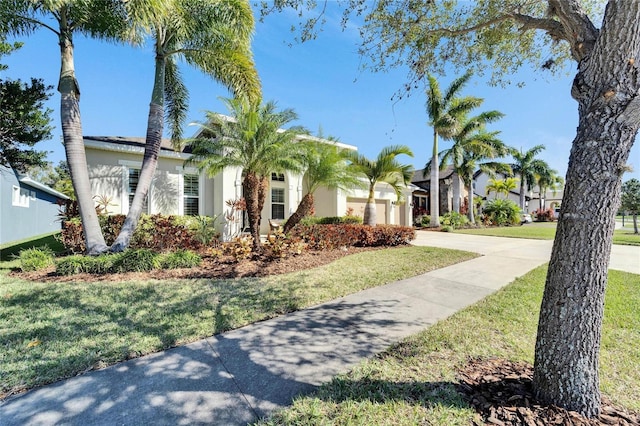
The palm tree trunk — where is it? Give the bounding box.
[111,56,165,252]
[283,192,314,233]
[243,172,266,253]
[466,176,475,224]
[430,131,440,227]
[363,184,377,226]
[519,178,526,210]
[58,29,107,255]
[452,173,461,213]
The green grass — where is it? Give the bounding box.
[0,245,476,398]
[257,267,640,425]
[0,232,66,262]
[455,222,640,246]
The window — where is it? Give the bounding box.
[183,174,199,216]
[271,187,285,219]
[271,172,285,182]
[12,186,29,207]
[128,168,148,213]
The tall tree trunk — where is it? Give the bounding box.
[363,184,377,226]
[243,172,262,252]
[533,3,640,417]
[283,192,314,233]
[58,26,107,255]
[519,177,526,210]
[452,173,461,213]
[111,56,165,252]
[430,131,440,227]
[466,177,475,224]
[633,214,638,234]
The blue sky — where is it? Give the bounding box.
[3,5,639,182]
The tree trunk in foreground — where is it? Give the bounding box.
[633,214,638,234]
[519,178,526,211]
[283,192,314,233]
[112,56,165,252]
[58,30,107,255]
[533,2,640,417]
[466,179,475,224]
[452,173,461,213]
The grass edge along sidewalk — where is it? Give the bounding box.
[0,245,477,399]
[257,265,640,425]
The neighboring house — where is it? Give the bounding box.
[0,165,70,246]
[473,170,563,214]
[84,134,413,239]
[410,166,468,217]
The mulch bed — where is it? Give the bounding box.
[12,246,378,283]
[457,357,640,425]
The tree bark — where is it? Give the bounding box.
[429,131,440,227]
[533,2,640,417]
[283,192,314,233]
[111,56,165,252]
[633,214,638,234]
[519,177,526,210]
[58,23,107,255]
[452,173,461,213]
[466,177,475,224]
[243,172,262,252]
[363,184,377,226]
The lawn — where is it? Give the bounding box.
[257,266,640,425]
[455,222,640,246]
[0,245,477,398]
[0,232,65,262]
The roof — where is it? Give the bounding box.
[84,136,192,154]
[411,165,456,184]
[17,175,70,200]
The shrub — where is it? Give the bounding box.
[56,255,91,275]
[59,219,85,254]
[421,215,431,227]
[291,224,415,249]
[160,250,202,269]
[263,231,307,259]
[441,225,454,232]
[483,199,521,226]
[19,246,55,272]
[223,235,253,261]
[440,212,469,229]
[534,208,555,222]
[299,215,363,226]
[112,249,161,273]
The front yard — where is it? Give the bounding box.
[0,245,477,399]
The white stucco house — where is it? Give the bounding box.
[84,134,414,239]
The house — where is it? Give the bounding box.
[84,134,414,239]
[410,166,468,217]
[0,165,70,246]
[473,170,563,214]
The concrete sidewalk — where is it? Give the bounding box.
[1,233,638,425]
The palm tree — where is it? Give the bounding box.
[536,168,564,210]
[438,109,505,213]
[511,145,551,210]
[283,140,362,233]
[447,130,510,223]
[111,0,261,252]
[188,97,303,251]
[486,177,518,199]
[1,1,128,254]
[426,71,482,227]
[346,145,413,226]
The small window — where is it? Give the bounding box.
[12,186,29,207]
[183,174,199,216]
[271,187,285,219]
[271,172,285,182]
[128,168,148,213]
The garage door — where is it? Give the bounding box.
[347,198,387,224]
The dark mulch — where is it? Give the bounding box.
[12,246,378,283]
[457,357,640,426]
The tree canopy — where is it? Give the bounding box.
[0,39,52,172]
